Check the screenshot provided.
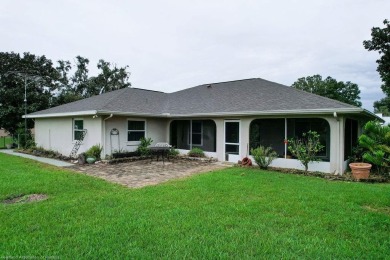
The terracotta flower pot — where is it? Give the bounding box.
[349,163,372,180]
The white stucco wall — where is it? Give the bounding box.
[103,116,169,156]
[35,116,103,156]
[34,113,355,174]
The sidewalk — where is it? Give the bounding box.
[0,149,74,167]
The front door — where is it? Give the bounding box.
[224,120,240,161]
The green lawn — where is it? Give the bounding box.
[1,153,389,259]
[0,136,13,148]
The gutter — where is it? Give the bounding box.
[23,108,383,121]
[24,110,98,119]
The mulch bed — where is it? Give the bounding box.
[238,164,389,183]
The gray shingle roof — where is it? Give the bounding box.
[28,78,359,117]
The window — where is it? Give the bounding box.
[128,120,145,141]
[73,119,84,141]
[190,121,203,146]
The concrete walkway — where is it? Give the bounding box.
[0,149,74,167]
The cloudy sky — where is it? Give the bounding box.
[1,0,389,111]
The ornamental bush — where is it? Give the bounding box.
[358,121,390,175]
[85,144,103,160]
[288,131,324,172]
[250,146,277,169]
[136,137,153,156]
[188,147,205,157]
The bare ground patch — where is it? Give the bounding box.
[362,205,390,216]
[2,194,48,204]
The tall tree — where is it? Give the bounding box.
[72,56,90,97]
[363,19,390,113]
[88,59,131,96]
[291,75,362,107]
[55,57,131,102]
[0,52,60,135]
[0,52,132,135]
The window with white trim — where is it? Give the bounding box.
[73,119,84,141]
[127,120,145,141]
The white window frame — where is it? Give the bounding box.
[127,119,146,144]
[188,120,203,146]
[73,118,84,142]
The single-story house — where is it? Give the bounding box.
[26,78,379,174]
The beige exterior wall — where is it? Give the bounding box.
[103,116,169,156]
[35,116,103,156]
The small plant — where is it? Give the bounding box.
[347,146,364,163]
[288,131,324,172]
[168,148,180,157]
[250,146,277,169]
[136,137,153,156]
[85,144,103,160]
[188,147,205,157]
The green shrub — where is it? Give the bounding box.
[168,148,180,157]
[250,146,277,169]
[288,131,324,172]
[188,147,205,157]
[85,144,103,160]
[358,121,390,175]
[136,137,153,156]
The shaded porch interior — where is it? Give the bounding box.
[170,120,216,152]
[249,118,331,161]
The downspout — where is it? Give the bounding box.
[103,114,113,157]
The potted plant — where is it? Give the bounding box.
[86,156,96,164]
[349,162,372,180]
[84,144,103,164]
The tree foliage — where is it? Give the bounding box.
[288,131,324,172]
[291,74,362,107]
[0,52,60,135]
[363,19,390,96]
[363,19,390,114]
[0,52,131,135]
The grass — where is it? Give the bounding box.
[0,153,389,259]
[0,136,13,148]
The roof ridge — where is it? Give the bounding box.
[170,78,263,94]
[100,87,130,110]
[288,86,357,108]
[131,87,166,93]
[199,78,260,86]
